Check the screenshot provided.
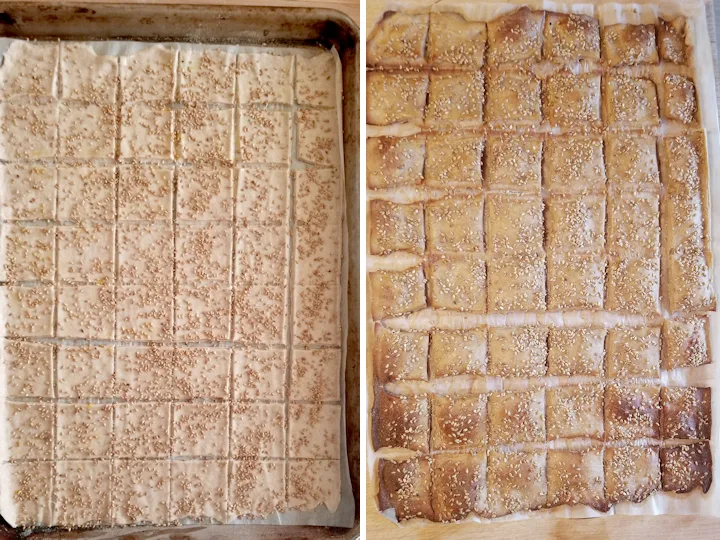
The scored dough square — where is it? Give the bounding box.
[367,136,425,189]
[547,327,606,376]
[57,167,115,221]
[296,108,340,166]
[56,403,112,459]
[606,326,661,378]
[120,101,173,159]
[377,458,433,521]
[177,166,233,220]
[0,164,56,221]
[606,257,660,314]
[57,224,114,282]
[547,449,607,511]
[605,384,661,440]
[425,134,483,187]
[432,453,487,522]
[57,285,115,340]
[605,133,660,188]
[659,17,687,64]
[0,461,53,527]
[547,255,605,311]
[663,74,698,125]
[113,460,170,526]
[426,195,484,253]
[485,192,543,255]
[116,283,173,341]
[426,71,484,127]
[290,349,341,402]
[235,281,287,344]
[367,12,428,67]
[543,72,601,127]
[0,401,53,460]
[115,346,174,401]
[118,165,173,220]
[54,460,112,528]
[487,450,547,518]
[236,224,288,289]
[602,23,658,66]
[179,49,235,103]
[487,326,548,378]
[0,285,54,337]
[229,459,285,518]
[57,345,114,398]
[661,442,712,494]
[485,69,541,126]
[372,389,429,452]
[237,167,289,223]
[236,53,292,105]
[431,394,487,450]
[366,71,429,125]
[174,347,231,400]
[427,254,486,313]
[546,383,604,439]
[661,386,711,440]
[114,402,171,458]
[233,348,286,401]
[175,283,232,341]
[288,460,342,513]
[237,108,290,163]
[369,200,425,255]
[369,267,426,320]
[117,222,173,283]
[178,104,234,161]
[663,318,710,369]
[605,446,660,504]
[604,74,659,128]
[173,402,229,457]
[0,224,54,282]
[61,43,118,103]
[374,326,429,383]
[429,327,487,378]
[607,192,660,257]
[543,12,600,62]
[120,45,176,101]
[0,41,58,100]
[2,340,53,398]
[293,277,339,345]
[58,102,116,159]
[485,132,542,192]
[296,52,336,107]
[176,221,233,283]
[230,402,285,458]
[488,389,545,444]
[487,7,544,65]
[545,194,605,254]
[543,135,605,193]
[487,254,547,312]
[428,12,487,69]
[170,460,228,523]
[0,101,58,160]
[289,403,341,459]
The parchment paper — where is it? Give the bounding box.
[366,0,720,524]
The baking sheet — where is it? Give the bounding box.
[366,0,720,525]
[0,38,354,530]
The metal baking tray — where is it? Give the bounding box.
[0,2,359,539]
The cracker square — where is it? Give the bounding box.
[57,345,114,398]
[0,100,58,160]
[54,460,111,527]
[604,74,659,127]
[0,401,53,460]
[178,104,234,162]
[296,108,340,166]
[115,346,174,401]
[113,460,170,525]
[369,267,427,320]
[425,134,483,187]
[288,460,341,513]
[487,7,544,65]
[605,133,659,188]
[173,402,229,457]
[372,389,429,452]
[602,23,658,66]
[484,133,542,192]
[485,192,543,255]
[543,13,600,62]
[431,394,487,450]
[662,73,698,125]
[57,223,114,282]
[179,49,235,103]
[429,327,487,378]
[488,389,545,444]
[547,327,606,376]
[174,347,231,400]
[238,108,290,163]
[236,52,292,104]
[661,386,711,440]
[367,136,425,189]
[487,450,547,517]
[0,164,56,220]
[606,327,661,378]
[366,71,428,125]
[426,71,484,127]
[367,12,429,67]
[176,221,233,283]
[547,383,604,439]
[0,285,54,337]
[369,200,424,255]
[118,165,173,220]
[432,453,487,522]
[663,318,710,369]
[57,167,115,221]
[0,41,58,99]
[545,194,605,255]
[229,459,285,518]
[175,283,232,341]
[543,72,601,127]
[119,101,173,159]
[233,348,286,401]
[0,461,52,527]
[427,254,486,313]
[60,43,118,103]
[57,285,115,339]
[116,283,173,341]
[661,442,712,494]
[296,51,336,107]
[236,225,288,292]
[488,326,548,378]
[606,257,660,314]
[663,189,704,255]
[662,133,706,193]
[118,222,173,283]
[428,12,487,69]
[426,195,483,253]
[170,460,227,522]
[56,403,112,459]
[374,327,429,383]
[485,69,541,126]
[289,403,341,459]
[547,449,606,511]
[605,384,661,440]
[2,340,53,397]
[659,17,687,64]
[605,446,660,503]
[236,167,288,223]
[58,102,116,159]
[377,458,433,521]
[114,402,171,458]
[230,402,285,458]
[120,45,177,101]
[547,254,605,311]
[543,134,605,193]
[607,192,660,257]
[234,282,287,344]
[177,166,233,220]
[0,224,54,282]
[487,254,547,312]
[290,349,341,402]
[666,252,715,313]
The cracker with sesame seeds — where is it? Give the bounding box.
[54,460,112,528]
[547,327,606,376]
[487,7,544,66]
[486,449,547,517]
[366,71,428,126]
[661,442,712,494]
[484,132,542,192]
[432,453,487,522]
[604,73,659,128]
[58,102,117,158]
[543,134,605,193]
[425,134,483,188]
[56,403,112,459]
[289,403,341,459]
[113,402,171,458]
[429,327,487,378]
[606,257,661,315]
[113,459,171,526]
[547,254,605,311]
[178,103,234,162]
[114,347,174,402]
[0,284,54,337]
[0,462,52,527]
[374,326,429,383]
[173,402,229,457]
[607,191,660,258]
[664,189,705,255]
[233,348,286,401]
[229,459,285,518]
[230,402,286,458]
[57,166,116,221]
[547,384,604,440]
[57,223,115,282]
[369,266,427,320]
[296,108,341,166]
[602,23,658,67]
[431,394,487,451]
[177,166,233,220]
[485,192,543,256]
[56,344,114,399]
[547,448,607,512]
[605,384,661,440]
[659,17,687,64]
[367,136,425,189]
[237,107,290,163]
[427,254,486,313]
[661,386,711,440]
[543,12,600,62]
[236,167,288,223]
[428,12,486,69]
[118,164,173,220]
[179,49,235,104]
[606,327,661,379]
[487,253,547,312]
[118,221,173,283]
[663,317,710,370]
[234,281,288,344]
[0,401,53,460]
[236,224,289,287]
[0,164,56,220]
[120,45,177,101]
[662,73,698,125]
[170,460,228,523]
[367,11,429,67]
[175,282,232,341]
[426,195,484,253]
[0,224,54,282]
[369,199,425,256]
[176,221,233,283]
[543,71,601,127]
[605,133,660,189]
[61,43,118,103]
[0,100,58,160]
[426,71,484,127]
[484,68,541,126]
[296,51,336,107]
[1,340,52,398]
[288,460,341,513]
[488,389,545,444]
[372,389,429,452]
[487,326,548,378]
[57,285,115,339]
[378,458,433,521]
[605,446,660,504]
[290,349,341,402]
[116,283,172,341]
[119,101,174,159]
[545,193,606,255]
[0,41,57,100]
[174,347,231,400]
